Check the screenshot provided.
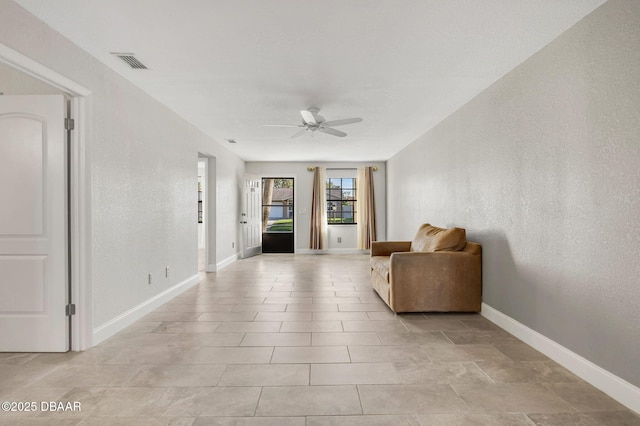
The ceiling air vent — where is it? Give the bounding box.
[111,53,148,69]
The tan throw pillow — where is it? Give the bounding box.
[410,223,466,252]
[410,223,433,252]
[429,227,466,252]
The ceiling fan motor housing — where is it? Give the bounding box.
[306,108,324,123]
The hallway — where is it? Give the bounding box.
[0,254,636,425]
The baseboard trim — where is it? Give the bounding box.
[92,274,200,346]
[216,253,238,271]
[296,248,369,255]
[205,263,217,272]
[481,303,640,414]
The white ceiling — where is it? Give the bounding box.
[15,0,606,162]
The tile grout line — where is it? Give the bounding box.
[471,361,496,384]
[355,383,365,415]
[215,364,230,386]
[252,385,264,417]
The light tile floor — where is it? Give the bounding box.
[1,254,639,425]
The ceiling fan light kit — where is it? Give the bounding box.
[265,107,363,138]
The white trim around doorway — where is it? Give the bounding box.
[0,43,93,351]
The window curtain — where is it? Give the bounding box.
[357,166,377,250]
[309,166,328,250]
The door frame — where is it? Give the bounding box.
[0,43,93,351]
[197,155,217,272]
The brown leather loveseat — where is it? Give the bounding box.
[370,223,482,313]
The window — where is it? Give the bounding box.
[326,178,357,224]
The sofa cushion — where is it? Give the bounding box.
[410,223,467,253]
[370,256,390,282]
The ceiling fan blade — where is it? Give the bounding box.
[318,127,347,137]
[291,129,308,138]
[264,124,304,127]
[321,118,363,127]
[300,110,317,125]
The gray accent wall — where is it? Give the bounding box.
[387,0,640,387]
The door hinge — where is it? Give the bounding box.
[64,118,75,131]
[66,304,76,316]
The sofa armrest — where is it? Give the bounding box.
[371,241,411,257]
[389,251,482,312]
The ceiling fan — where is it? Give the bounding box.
[265,107,363,138]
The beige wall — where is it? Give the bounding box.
[387,0,640,387]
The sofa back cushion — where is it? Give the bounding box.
[410,223,467,252]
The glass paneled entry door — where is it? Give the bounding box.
[261,178,294,253]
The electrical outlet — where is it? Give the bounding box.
[338,237,342,243]
[165,266,169,278]
[148,274,152,285]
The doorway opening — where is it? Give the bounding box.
[197,160,206,271]
[197,155,216,271]
[262,177,294,253]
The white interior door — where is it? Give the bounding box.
[240,175,262,258]
[0,95,68,352]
